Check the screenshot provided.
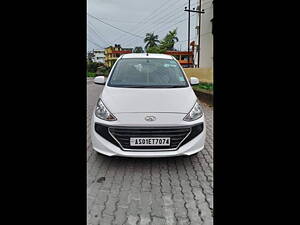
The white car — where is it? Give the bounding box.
[91,53,206,157]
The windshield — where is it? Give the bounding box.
[107,58,189,88]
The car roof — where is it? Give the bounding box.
[121,53,174,59]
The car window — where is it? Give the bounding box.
[107,58,189,88]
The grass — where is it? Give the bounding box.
[87,68,110,78]
[87,72,96,77]
[193,83,213,91]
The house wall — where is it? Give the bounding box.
[92,50,105,63]
[104,46,132,67]
[184,68,213,83]
[165,51,193,68]
[194,0,213,69]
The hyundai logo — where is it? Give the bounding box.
[145,116,156,122]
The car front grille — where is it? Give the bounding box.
[109,127,191,151]
[95,123,203,151]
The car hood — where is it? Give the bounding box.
[100,86,197,114]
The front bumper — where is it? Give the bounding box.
[91,113,206,158]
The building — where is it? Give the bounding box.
[104,44,133,67]
[165,51,194,68]
[91,49,105,64]
[194,0,213,69]
[87,52,94,63]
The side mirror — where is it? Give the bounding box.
[94,76,106,85]
[189,77,199,86]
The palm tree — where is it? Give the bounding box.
[166,29,179,50]
[159,29,179,51]
[144,32,160,49]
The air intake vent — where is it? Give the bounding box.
[94,123,203,151]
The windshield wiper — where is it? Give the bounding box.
[162,85,187,88]
[117,85,148,88]
[123,85,186,88]
[112,85,188,88]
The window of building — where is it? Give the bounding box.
[181,55,189,61]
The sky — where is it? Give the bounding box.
[87,0,199,52]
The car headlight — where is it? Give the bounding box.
[183,100,203,121]
[95,99,117,121]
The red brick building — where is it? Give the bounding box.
[165,51,194,68]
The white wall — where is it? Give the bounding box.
[92,50,105,63]
[194,0,213,69]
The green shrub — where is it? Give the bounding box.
[193,83,213,91]
[87,61,111,77]
[97,66,110,77]
[87,62,102,73]
[87,72,96,77]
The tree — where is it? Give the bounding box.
[144,29,179,53]
[147,45,166,53]
[87,61,101,73]
[133,46,144,53]
[159,29,179,51]
[144,32,160,49]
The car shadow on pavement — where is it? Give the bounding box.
[95,152,193,163]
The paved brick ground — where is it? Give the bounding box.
[87,80,213,225]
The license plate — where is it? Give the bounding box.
[130,137,170,146]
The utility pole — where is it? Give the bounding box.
[187,0,191,68]
[185,0,205,68]
[197,0,203,68]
